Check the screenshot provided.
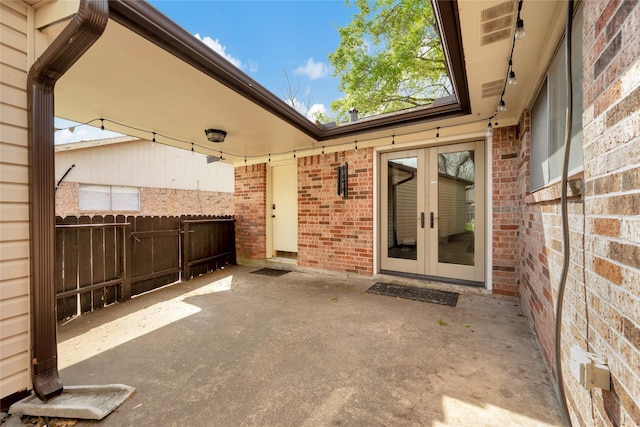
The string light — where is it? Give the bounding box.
[515,0,525,39]
[492,0,524,118]
[100,118,104,131]
[435,127,440,142]
[392,135,395,145]
[355,140,358,151]
[72,116,494,164]
[486,122,494,139]
[508,59,517,85]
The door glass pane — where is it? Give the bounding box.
[387,157,417,260]
[437,150,475,266]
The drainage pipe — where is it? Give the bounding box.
[27,0,108,401]
[555,0,574,423]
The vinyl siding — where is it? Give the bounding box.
[438,176,467,238]
[0,0,31,400]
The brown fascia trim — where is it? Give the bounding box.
[27,0,108,401]
[108,0,469,142]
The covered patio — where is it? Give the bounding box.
[53,265,563,426]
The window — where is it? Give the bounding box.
[79,184,140,211]
[530,3,583,191]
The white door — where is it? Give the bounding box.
[272,163,298,254]
[380,141,484,283]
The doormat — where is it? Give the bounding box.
[250,268,291,277]
[366,282,458,307]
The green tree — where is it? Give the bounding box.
[329,0,450,121]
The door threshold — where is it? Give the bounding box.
[379,270,484,288]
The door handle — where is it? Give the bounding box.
[430,212,435,228]
[420,212,425,228]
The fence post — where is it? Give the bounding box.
[182,220,191,280]
[122,223,132,300]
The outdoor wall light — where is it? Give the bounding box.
[205,128,227,143]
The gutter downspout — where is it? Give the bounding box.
[27,0,108,401]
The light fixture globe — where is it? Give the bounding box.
[205,128,227,143]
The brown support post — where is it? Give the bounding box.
[182,221,191,280]
[27,0,108,401]
[121,224,132,301]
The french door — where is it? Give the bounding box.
[380,141,485,283]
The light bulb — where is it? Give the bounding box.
[508,70,518,85]
[515,19,525,40]
[499,100,507,111]
[486,122,494,139]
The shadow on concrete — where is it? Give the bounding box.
[55,265,565,426]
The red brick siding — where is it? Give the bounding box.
[491,125,521,296]
[55,181,233,217]
[580,1,640,425]
[234,164,267,260]
[518,1,640,425]
[298,149,374,275]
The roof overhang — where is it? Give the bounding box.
[43,0,566,165]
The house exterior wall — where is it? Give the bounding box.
[55,182,233,217]
[0,0,31,403]
[234,164,267,260]
[491,126,521,296]
[54,139,234,217]
[517,1,640,425]
[55,139,234,193]
[298,149,374,275]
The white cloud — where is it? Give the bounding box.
[285,98,328,122]
[195,33,243,69]
[284,97,307,115]
[307,103,328,121]
[248,60,259,74]
[294,58,330,80]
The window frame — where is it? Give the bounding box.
[529,2,584,192]
[79,184,140,212]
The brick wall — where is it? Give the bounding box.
[579,0,640,425]
[234,164,267,260]
[298,149,374,275]
[517,1,640,425]
[491,125,520,296]
[55,182,233,217]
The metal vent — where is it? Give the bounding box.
[480,0,516,46]
[482,28,512,45]
[481,1,516,22]
[482,79,504,98]
[481,15,513,34]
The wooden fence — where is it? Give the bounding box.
[54,215,235,321]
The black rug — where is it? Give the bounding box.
[250,268,290,277]
[366,282,458,307]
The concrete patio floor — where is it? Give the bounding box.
[54,265,566,426]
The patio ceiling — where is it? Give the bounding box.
[40,0,565,165]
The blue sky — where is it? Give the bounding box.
[56,1,355,143]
